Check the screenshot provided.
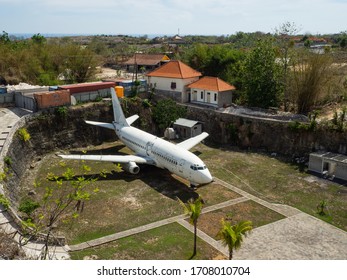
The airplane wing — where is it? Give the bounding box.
[176,132,209,151]
[85,120,114,129]
[58,154,152,164]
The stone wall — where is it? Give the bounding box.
[184,104,347,157]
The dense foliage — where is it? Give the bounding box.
[0,32,99,85]
[242,39,283,108]
[152,98,187,130]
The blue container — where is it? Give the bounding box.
[0,86,7,94]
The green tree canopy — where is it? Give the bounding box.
[241,39,283,108]
[182,44,245,88]
[152,98,187,131]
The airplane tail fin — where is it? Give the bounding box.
[111,87,129,127]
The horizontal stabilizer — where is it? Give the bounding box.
[85,120,114,130]
[176,132,209,151]
[58,154,150,164]
[126,115,139,126]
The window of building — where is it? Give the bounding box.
[214,93,217,102]
[171,82,176,89]
[201,91,203,99]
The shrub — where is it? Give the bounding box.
[55,106,68,118]
[17,128,31,142]
[4,156,12,166]
[0,194,10,210]
[18,199,40,217]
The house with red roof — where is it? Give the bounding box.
[187,76,236,107]
[146,60,202,102]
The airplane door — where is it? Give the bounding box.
[179,159,185,173]
[146,142,153,156]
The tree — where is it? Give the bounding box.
[288,49,333,114]
[217,218,252,260]
[242,39,283,109]
[178,196,203,258]
[62,44,99,83]
[152,98,187,131]
[182,44,245,87]
[19,164,99,259]
[275,22,300,111]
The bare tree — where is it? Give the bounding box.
[288,49,333,114]
[274,22,301,111]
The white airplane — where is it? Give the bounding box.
[59,88,213,187]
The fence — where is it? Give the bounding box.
[14,92,37,112]
[72,88,111,103]
[0,93,15,104]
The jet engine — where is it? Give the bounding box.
[122,161,140,174]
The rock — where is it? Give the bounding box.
[28,190,36,196]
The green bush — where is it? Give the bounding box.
[4,156,12,166]
[0,194,10,210]
[18,199,40,217]
[17,128,31,142]
[55,106,68,118]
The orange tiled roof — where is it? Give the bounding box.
[187,76,235,92]
[146,60,202,79]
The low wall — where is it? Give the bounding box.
[184,104,347,157]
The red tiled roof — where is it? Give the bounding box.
[187,76,235,92]
[146,60,202,79]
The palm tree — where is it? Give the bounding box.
[217,218,252,260]
[178,196,203,258]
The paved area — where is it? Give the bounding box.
[0,107,31,154]
[234,212,347,260]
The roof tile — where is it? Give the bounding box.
[146,60,202,79]
[187,76,235,92]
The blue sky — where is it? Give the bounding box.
[1,0,346,35]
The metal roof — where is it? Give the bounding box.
[173,118,200,128]
[310,152,347,163]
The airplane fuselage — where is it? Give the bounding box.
[115,123,212,186]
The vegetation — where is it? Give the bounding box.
[288,50,334,114]
[0,32,98,85]
[217,218,252,260]
[0,193,10,210]
[182,44,245,88]
[152,98,187,130]
[19,163,99,259]
[242,39,283,108]
[17,128,31,142]
[179,196,204,259]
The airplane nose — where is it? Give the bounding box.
[201,169,213,184]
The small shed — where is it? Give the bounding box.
[173,118,202,139]
[308,152,347,180]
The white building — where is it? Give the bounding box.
[187,76,236,107]
[146,60,202,103]
[309,152,347,181]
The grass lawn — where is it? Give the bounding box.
[69,222,226,260]
[198,200,286,240]
[25,140,346,260]
[30,143,240,244]
[196,144,347,231]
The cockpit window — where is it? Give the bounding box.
[190,164,207,171]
